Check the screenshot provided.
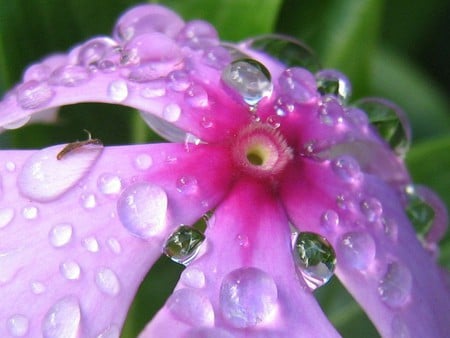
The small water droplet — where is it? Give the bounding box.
[177,20,219,50]
[49,65,91,87]
[175,176,198,194]
[80,193,97,209]
[221,58,273,106]
[167,288,214,326]
[96,324,120,338]
[140,80,166,98]
[331,156,361,183]
[82,236,100,253]
[31,281,46,294]
[320,210,339,230]
[278,67,317,104]
[236,234,249,247]
[106,238,122,254]
[134,154,153,170]
[185,85,208,107]
[163,226,205,265]
[220,267,278,328]
[316,69,351,101]
[107,80,128,102]
[16,80,55,109]
[360,197,383,222]
[7,314,29,337]
[42,296,81,338]
[167,70,191,92]
[293,232,336,290]
[318,95,344,126]
[162,103,181,122]
[22,205,38,220]
[95,268,120,296]
[378,261,412,308]
[181,268,206,288]
[266,115,281,129]
[0,207,15,228]
[98,173,122,195]
[49,223,73,247]
[60,260,81,280]
[338,231,376,270]
[5,161,16,172]
[117,182,168,239]
[78,37,118,68]
[336,193,356,212]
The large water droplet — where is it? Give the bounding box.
[378,261,412,308]
[18,144,103,202]
[7,314,29,337]
[181,268,206,288]
[338,231,376,270]
[0,207,15,228]
[49,65,91,87]
[98,173,122,196]
[163,225,205,265]
[331,156,361,183]
[42,296,81,338]
[49,223,73,248]
[221,58,273,106]
[354,98,411,157]
[107,80,129,102]
[293,232,336,290]
[16,80,55,109]
[244,34,320,71]
[60,260,81,280]
[167,288,214,326]
[95,268,120,296]
[117,182,168,239]
[316,69,351,101]
[220,267,278,328]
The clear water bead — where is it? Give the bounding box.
[60,260,81,280]
[31,281,46,295]
[117,182,168,239]
[185,85,208,108]
[167,288,214,326]
[338,231,376,270]
[316,69,351,101]
[331,156,361,183]
[163,226,205,265]
[22,205,38,220]
[7,314,29,337]
[378,262,412,308]
[320,210,340,230]
[405,185,436,237]
[82,236,100,253]
[134,154,153,170]
[42,296,81,338]
[278,67,317,104]
[221,58,273,106]
[98,173,122,195]
[107,80,128,102]
[360,197,383,222]
[16,80,55,109]
[95,268,120,296]
[162,103,181,122]
[220,267,278,328]
[293,232,336,290]
[49,65,91,87]
[107,238,122,254]
[49,223,73,247]
[181,268,206,288]
[80,193,97,209]
[176,176,198,194]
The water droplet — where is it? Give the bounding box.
[183,85,207,109]
[278,67,317,104]
[336,193,356,212]
[378,261,412,308]
[82,236,100,253]
[360,198,383,222]
[318,95,344,126]
[49,65,90,87]
[16,80,55,109]
[331,156,361,183]
[0,207,15,228]
[97,324,120,338]
[338,231,376,270]
[167,70,191,92]
[134,154,153,170]
[140,80,166,98]
[106,238,122,254]
[236,234,249,247]
[95,268,120,296]
[5,161,16,172]
[42,296,81,338]
[382,217,398,241]
[22,205,38,220]
[266,115,281,129]
[78,37,118,68]
[49,223,73,247]
[405,185,436,238]
[221,58,273,106]
[7,314,29,337]
[181,268,206,288]
[220,267,278,328]
[204,45,233,69]
[107,80,128,102]
[244,35,320,71]
[31,281,46,294]
[80,193,97,209]
[320,210,339,230]
[162,103,181,122]
[3,116,31,130]
[390,316,410,338]
[18,144,103,202]
[168,288,214,326]
[273,96,295,117]
[316,69,351,101]
[117,182,168,239]
[98,173,122,195]
[293,232,336,290]
[354,98,411,157]
[177,20,219,50]
[175,176,198,194]
[60,260,81,280]
[163,226,205,265]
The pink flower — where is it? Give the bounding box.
[0,4,448,338]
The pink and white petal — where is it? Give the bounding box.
[280,159,450,338]
[0,142,233,337]
[140,179,340,338]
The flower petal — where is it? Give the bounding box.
[140,179,340,338]
[0,142,232,336]
[281,159,450,337]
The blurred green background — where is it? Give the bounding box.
[0,0,448,337]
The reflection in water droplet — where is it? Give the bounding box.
[360,197,383,222]
[108,80,128,102]
[354,98,411,157]
[221,58,273,106]
[16,80,55,109]
[167,288,214,326]
[82,236,100,253]
[49,223,73,247]
[95,268,121,296]
[42,296,81,338]
[117,182,168,239]
[98,174,122,195]
[181,268,206,288]
[22,205,38,220]
[134,154,153,170]
[0,207,15,228]
[7,314,29,337]
[316,69,351,101]
[378,262,412,308]
[338,231,376,270]
[293,232,336,290]
[163,226,205,265]
[60,260,81,280]
[405,185,436,237]
[220,267,278,328]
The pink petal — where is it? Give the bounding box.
[0,142,232,337]
[140,179,340,338]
